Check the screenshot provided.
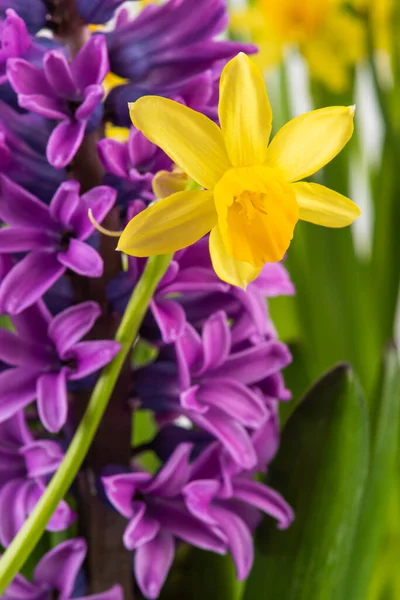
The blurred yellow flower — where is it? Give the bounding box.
[118,53,360,288]
[232,0,364,92]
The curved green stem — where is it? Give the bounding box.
[0,253,172,594]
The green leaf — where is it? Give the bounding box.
[343,345,400,600]
[243,364,369,600]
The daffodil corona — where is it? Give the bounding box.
[118,53,360,288]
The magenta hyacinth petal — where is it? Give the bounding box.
[143,443,192,497]
[134,532,175,600]
[68,340,120,380]
[0,227,54,252]
[151,298,186,343]
[0,479,31,546]
[44,49,78,98]
[12,301,52,345]
[0,251,65,314]
[34,538,87,597]
[123,501,160,550]
[21,440,64,478]
[72,185,117,240]
[25,482,76,534]
[97,138,129,178]
[0,368,38,422]
[47,119,85,168]
[211,505,253,580]
[198,310,231,373]
[7,57,52,95]
[195,379,268,428]
[0,329,52,369]
[18,93,67,119]
[37,369,68,433]
[102,472,153,518]
[0,410,31,446]
[192,407,257,470]
[211,341,292,385]
[232,478,294,530]
[250,262,295,297]
[0,175,55,228]
[75,84,103,120]
[58,238,103,277]
[49,301,101,356]
[1,573,40,600]
[49,179,81,226]
[71,34,109,88]
[183,479,220,526]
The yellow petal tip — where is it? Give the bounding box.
[348,104,356,116]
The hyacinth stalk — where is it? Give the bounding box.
[0,252,173,593]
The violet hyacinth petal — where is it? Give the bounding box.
[34,538,87,598]
[0,411,30,446]
[69,340,121,380]
[26,483,76,534]
[232,479,294,530]
[75,586,124,600]
[71,34,109,88]
[43,49,78,97]
[0,175,55,228]
[151,298,186,343]
[58,238,104,278]
[199,311,231,373]
[37,369,68,433]
[0,329,52,369]
[123,501,160,549]
[18,93,67,119]
[0,227,54,252]
[75,84,104,120]
[134,532,175,600]
[143,443,192,497]
[48,301,101,356]
[211,505,253,580]
[0,368,38,421]
[250,263,295,297]
[97,138,129,178]
[12,301,52,344]
[183,479,220,526]
[0,479,31,546]
[1,574,40,600]
[49,179,81,226]
[189,379,268,428]
[71,186,117,239]
[103,472,153,518]
[21,440,64,478]
[7,57,52,95]
[0,251,65,314]
[47,119,86,168]
[193,408,257,469]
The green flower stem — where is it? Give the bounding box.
[0,253,173,594]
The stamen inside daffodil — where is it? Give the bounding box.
[214,167,299,266]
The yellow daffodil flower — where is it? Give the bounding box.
[232,0,364,92]
[118,53,360,288]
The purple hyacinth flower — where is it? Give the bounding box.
[0,176,116,314]
[0,300,120,432]
[183,442,294,580]
[136,309,291,469]
[102,443,227,599]
[3,538,123,600]
[7,35,109,167]
[98,126,171,196]
[0,410,75,546]
[76,0,127,25]
[0,1,46,34]
[106,0,255,82]
[110,237,227,343]
[0,9,45,84]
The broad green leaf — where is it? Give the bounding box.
[243,364,369,600]
[344,346,400,600]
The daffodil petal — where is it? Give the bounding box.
[294,182,361,227]
[118,190,216,256]
[130,97,231,190]
[265,106,355,181]
[219,53,272,167]
[209,225,261,288]
[152,170,189,199]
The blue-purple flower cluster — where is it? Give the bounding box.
[0,2,294,599]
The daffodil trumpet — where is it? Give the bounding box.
[118,53,360,288]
